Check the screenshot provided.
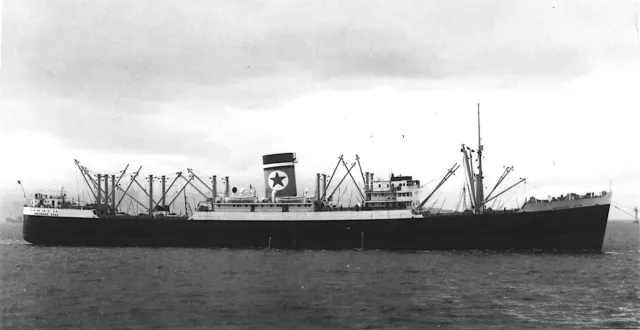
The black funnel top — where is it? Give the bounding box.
[263,153,296,165]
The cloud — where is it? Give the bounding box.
[3,0,638,108]
[3,0,638,155]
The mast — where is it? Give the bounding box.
[104,174,109,212]
[97,174,102,212]
[184,189,188,217]
[148,175,153,217]
[475,103,484,215]
[212,175,217,210]
[461,146,476,209]
[161,175,166,210]
[111,175,116,212]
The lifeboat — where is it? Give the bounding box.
[224,196,257,203]
[275,196,306,203]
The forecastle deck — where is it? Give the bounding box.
[519,194,611,213]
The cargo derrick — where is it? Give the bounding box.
[74,160,208,218]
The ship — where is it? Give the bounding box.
[23,106,612,250]
[5,216,23,224]
[5,208,23,224]
[4,216,22,223]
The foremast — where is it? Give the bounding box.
[461,104,525,215]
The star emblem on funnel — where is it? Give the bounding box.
[271,172,286,187]
[268,171,289,191]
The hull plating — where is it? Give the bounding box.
[23,205,610,251]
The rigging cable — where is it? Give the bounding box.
[462,186,467,211]
[76,171,80,205]
[614,202,637,211]
[498,184,520,210]
[455,185,464,212]
[526,181,552,200]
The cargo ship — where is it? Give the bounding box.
[23,106,612,250]
[5,215,23,224]
[4,207,23,223]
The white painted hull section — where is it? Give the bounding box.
[190,209,422,221]
[23,207,99,219]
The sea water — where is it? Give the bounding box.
[1,221,638,329]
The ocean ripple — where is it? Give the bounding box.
[1,221,639,329]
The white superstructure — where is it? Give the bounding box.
[363,173,421,209]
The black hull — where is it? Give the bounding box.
[23,205,610,251]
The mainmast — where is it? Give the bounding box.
[184,189,188,217]
[476,103,484,215]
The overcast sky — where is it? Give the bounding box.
[1,0,639,219]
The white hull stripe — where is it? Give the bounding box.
[22,200,610,221]
[23,207,99,219]
[263,162,295,169]
[190,210,421,221]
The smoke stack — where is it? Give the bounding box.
[365,172,369,191]
[370,173,374,190]
[225,176,230,197]
[262,153,298,198]
[212,175,217,203]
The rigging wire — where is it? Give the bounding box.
[490,197,498,210]
[614,202,637,211]
[75,171,80,205]
[526,181,553,199]
[454,185,464,212]
[497,184,521,210]
[613,205,637,219]
[462,185,467,211]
